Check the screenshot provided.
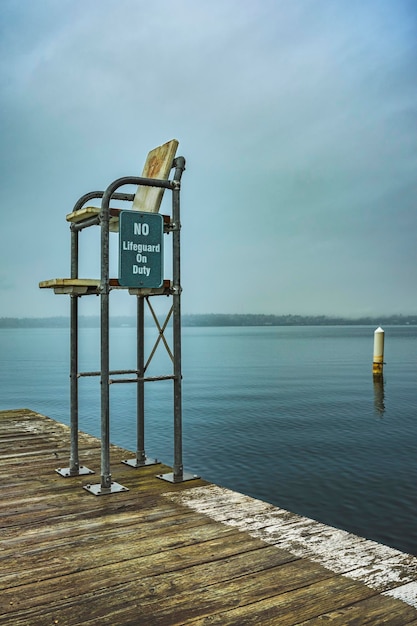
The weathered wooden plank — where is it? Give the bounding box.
[0,475,201,524]
[1,542,296,621]
[295,593,417,625]
[1,409,417,626]
[0,514,237,591]
[183,578,393,626]
[0,473,203,530]
[0,496,202,548]
[0,499,191,553]
[385,582,417,612]
[0,453,95,469]
[0,408,39,418]
[0,432,44,441]
[144,568,373,626]
[167,485,417,601]
[0,560,339,626]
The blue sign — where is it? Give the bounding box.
[119,211,164,288]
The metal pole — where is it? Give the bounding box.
[57,225,94,477]
[157,158,198,484]
[137,296,146,462]
[69,228,79,474]
[69,292,79,474]
[100,186,112,490]
[172,158,187,481]
[125,295,159,466]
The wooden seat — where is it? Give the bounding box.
[39,139,178,294]
[64,207,121,232]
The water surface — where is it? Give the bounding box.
[1,324,416,555]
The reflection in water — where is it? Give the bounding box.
[373,375,385,416]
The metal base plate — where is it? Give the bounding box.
[121,457,161,468]
[83,481,129,496]
[157,471,200,484]
[56,466,95,477]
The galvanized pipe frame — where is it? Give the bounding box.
[56,208,95,477]
[72,190,135,214]
[120,294,160,468]
[98,175,176,492]
[144,298,174,367]
[77,369,166,377]
[65,184,163,479]
[68,189,136,476]
[137,295,145,463]
[157,157,198,483]
[71,216,100,231]
[63,162,197,491]
[77,373,175,383]
[70,229,78,474]
[171,160,184,481]
[128,294,161,467]
[110,375,175,384]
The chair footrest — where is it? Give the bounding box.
[39,278,172,296]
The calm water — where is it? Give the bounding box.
[1,324,416,555]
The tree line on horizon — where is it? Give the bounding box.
[1,313,416,328]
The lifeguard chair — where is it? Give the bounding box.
[40,140,198,494]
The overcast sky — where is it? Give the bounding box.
[1,0,416,318]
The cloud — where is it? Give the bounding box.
[0,0,416,317]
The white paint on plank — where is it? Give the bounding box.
[384,582,417,608]
[165,484,417,608]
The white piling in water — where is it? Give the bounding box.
[373,326,384,377]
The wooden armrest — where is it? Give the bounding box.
[66,207,120,232]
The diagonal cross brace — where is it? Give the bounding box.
[144,297,174,372]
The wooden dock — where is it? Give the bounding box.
[1,408,417,625]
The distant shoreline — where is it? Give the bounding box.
[1,314,416,328]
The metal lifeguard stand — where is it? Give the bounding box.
[40,140,197,494]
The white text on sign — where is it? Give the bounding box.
[119,211,164,288]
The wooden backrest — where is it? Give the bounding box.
[132,139,179,213]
